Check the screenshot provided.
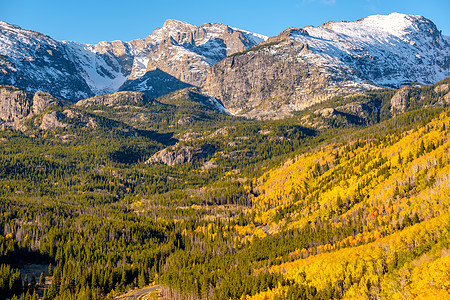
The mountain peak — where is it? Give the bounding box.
[161,19,196,30]
[317,13,439,40]
[0,20,19,30]
[0,13,447,110]
[356,12,438,38]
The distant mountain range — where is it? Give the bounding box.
[0,13,449,119]
[0,19,265,99]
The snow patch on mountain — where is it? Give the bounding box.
[230,26,268,44]
[290,12,449,87]
[63,41,128,94]
[209,96,231,115]
[129,55,150,79]
[0,19,267,100]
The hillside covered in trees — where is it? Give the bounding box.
[0,77,449,299]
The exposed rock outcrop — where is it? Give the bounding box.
[434,84,449,94]
[76,91,152,107]
[390,86,411,115]
[204,38,347,119]
[39,111,67,130]
[337,101,372,119]
[32,91,61,114]
[61,109,98,129]
[0,85,65,129]
[146,144,215,166]
[0,85,31,123]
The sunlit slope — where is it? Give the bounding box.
[248,110,450,299]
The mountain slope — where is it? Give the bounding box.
[0,21,94,99]
[129,19,267,87]
[243,109,450,299]
[0,20,266,100]
[0,85,67,129]
[204,13,450,119]
[153,107,450,300]
[0,13,448,118]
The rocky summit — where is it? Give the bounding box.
[0,13,449,119]
[204,13,450,118]
[0,19,266,100]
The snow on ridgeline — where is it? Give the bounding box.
[0,18,268,99]
[289,12,449,87]
[0,13,448,102]
[230,26,268,44]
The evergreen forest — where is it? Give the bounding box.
[0,77,449,300]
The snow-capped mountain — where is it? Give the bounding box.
[291,13,449,87]
[204,13,450,118]
[0,21,94,99]
[0,13,448,119]
[0,19,267,100]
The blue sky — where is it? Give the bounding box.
[2,0,450,44]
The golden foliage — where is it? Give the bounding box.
[247,111,450,299]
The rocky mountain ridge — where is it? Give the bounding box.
[204,13,450,118]
[0,19,266,100]
[0,85,67,130]
[0,13,449,119]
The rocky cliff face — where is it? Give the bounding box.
[390,86,411,115]
[134,20,267,87]
[204,33,350,119]
[204,13,450,119]
[0,85,64,128]
[0,85,31,123]
[76,91,153,108]
[146,144,215,166]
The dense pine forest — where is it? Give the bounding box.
[0,77,449,300]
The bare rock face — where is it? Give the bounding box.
[431,83,450,105]
[390,86,411,115]
[0,85,65,129]
[336,101,371,118]
[62,109,98,129]
[0,85,31,123]
[146,144,215,166]
[434,84,449,94]
[444,92,450,104]
[32,91,61,115]
[315,108,336,118]
[35,109,100,130]
[203,36,350,119]
[39,111,67,130]
[76,91,151,107]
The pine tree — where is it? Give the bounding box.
[138,270,146,288]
